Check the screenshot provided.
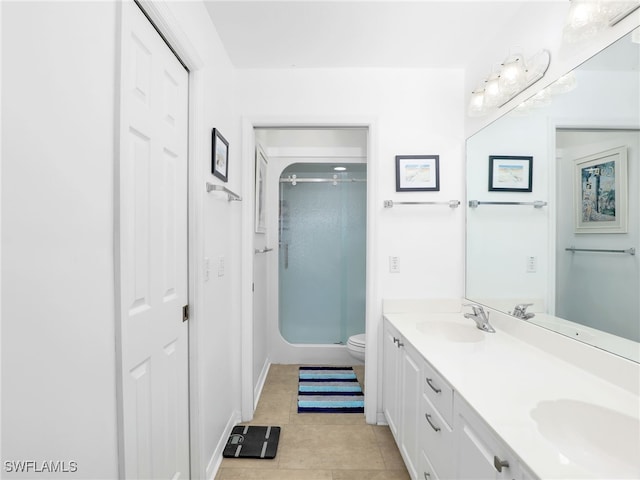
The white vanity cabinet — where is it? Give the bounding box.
[419,361,455,480]
[383,318,534,480]
[382,320,423,479]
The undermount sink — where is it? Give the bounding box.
[530,399,640,478]
[416,320,485,343]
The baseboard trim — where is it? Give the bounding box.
[377,412,388,425]
[254,358,271,410]
[206,409,242,480]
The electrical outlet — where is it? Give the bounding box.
[389,256,400,273]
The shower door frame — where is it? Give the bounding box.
[240,117,380,426]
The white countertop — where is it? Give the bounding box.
[384,308,640,479]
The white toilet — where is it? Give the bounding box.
[346,333,366,362]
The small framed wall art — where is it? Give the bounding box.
[212,128,229,182]
[574,145,627,234]
[488,155,533,192]
[395,155,440,192]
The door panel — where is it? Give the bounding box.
[118,3,189,478]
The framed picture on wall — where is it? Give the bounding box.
[574,146,627,234]
[395,155,440,191]
[255,145,268,234]
[488,155,533,192]
[212,128,229,182]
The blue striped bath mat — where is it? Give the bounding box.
[297,366,364,413]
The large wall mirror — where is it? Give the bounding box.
[466,28,639,363]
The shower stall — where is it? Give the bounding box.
[278,163,367,346]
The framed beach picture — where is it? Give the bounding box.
[488,155,533,192]
[395,155,440,192]
[212,128,229,182]
[574,146,627,234]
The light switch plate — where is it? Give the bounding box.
[389,256,400,273]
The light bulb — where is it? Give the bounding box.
[499,53,527,97]
[467,87,486,117]
[563,0,608,43]
[483,72,504,107]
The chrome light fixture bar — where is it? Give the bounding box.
[467,49,551,117]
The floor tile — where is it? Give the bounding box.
[331,470,411,480]
[216,364,409,479]
[216,467,333,479]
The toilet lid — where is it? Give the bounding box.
[348,334,366,347]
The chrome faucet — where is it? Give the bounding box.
[463,303,496,333]
[511,303,535,320]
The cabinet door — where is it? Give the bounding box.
[456,397,518,480]
[421,393,455,480]
[399,342,422,479]
[382,321,401,437]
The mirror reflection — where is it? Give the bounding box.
[466,29,640,362]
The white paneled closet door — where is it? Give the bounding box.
[117,2,190,478]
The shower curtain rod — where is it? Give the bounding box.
[280,175,366,184]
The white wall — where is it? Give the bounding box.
[1,2,242,478]
[2,2,119,477]
[237,68,466,421]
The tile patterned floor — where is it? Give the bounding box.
[215,364,410,480]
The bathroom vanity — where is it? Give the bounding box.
[382,301,640,480]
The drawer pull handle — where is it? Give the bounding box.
[424,473,431,480]
[425,413,441,432]
[426,377,441,394]
[494,456,509,473]
[393,337,399,344]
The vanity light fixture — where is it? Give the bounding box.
[333,166,347,171]
[513,70,578,115]
[563,0,640,43]
[467,49,551,117]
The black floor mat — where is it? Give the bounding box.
[222,425,281,459]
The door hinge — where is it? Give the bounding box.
[182,304,190,322]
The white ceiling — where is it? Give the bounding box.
[203,1,569,69]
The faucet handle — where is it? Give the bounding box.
[513,303,533,312]
[463,303,484,315]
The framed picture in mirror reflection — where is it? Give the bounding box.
[574,145,627,234]
[488,155,533,192]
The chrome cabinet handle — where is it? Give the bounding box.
[393,336,399,344]
[425,377,441,394]
[494,456,509,473]
[425,413,441,432]
[423,472,431,480]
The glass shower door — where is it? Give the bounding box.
[279,165,366,344]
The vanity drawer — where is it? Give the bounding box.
[421,393,455,480]
[422,360,453,427]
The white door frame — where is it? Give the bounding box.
[241,116,381,425]
[115,1,206,477]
